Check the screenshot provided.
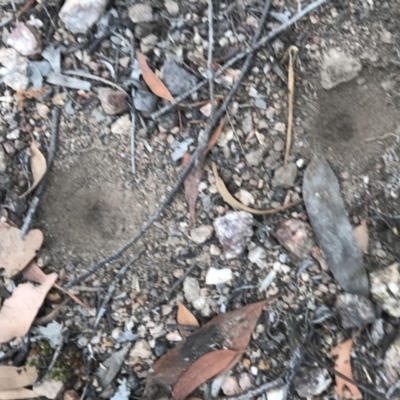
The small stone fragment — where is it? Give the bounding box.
[221,376,241,396]
[321,49,362,90]
[111,114,131,135]
[34,380,64,399]
[59,0,108,34]
[183,276,200,304]
[190,225,214,244]
[134,90,158,117]
[272,163,297,188]
[205,267,233,285]
[36,103,50,118]
[266,386,285,400]
[214,211,254,259]
[248,245,267,268]
[370,319,384,345]
[7,22,41,56]
[98,88,128,115]
[0,146,10,173]
[371,263,400,317]
[245,147,267,167]
[129,3,153,23]
[0,47,29,90]
[335,293,376,328]
[129,340,152,361]
[160,60,198,96]
[293,367,332,398]
[384,334,400,385]
[164,0,179,16]
[275,219,314,259]
[235,189,255,206]
[140,34,158,54]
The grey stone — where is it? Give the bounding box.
[7,22,41,56]
[214,211,254,259]
[160,60,198,96]
[272,163,297,188]
[335,293,376,328]
[293,367,332,398]
[0,174,12,191]
[98,88,128,115]
[321,49,362,90]
[190,225,214,244]
[129,4,153,23]
[158,111,178,130]
[385,334,400,385]
[0,146,10,173]
[245,147,267,167]
[134,90,158,117]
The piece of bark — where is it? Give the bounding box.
[303,157,369,297]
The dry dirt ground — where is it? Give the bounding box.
[1,0,400,399]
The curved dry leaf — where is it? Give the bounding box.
[212,162,302,215]
[19,136,47,198]
[172,350,240,400]
[354,219,369,254]
[0,366,37,391]
[0,222,43,278]
[0,273,57,344]
[177,302,199,338]
[0,388,41,399]
[137,51,173,101]
[329,339,362,400]
[22,261,91,310]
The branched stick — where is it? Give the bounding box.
[21,107,61,237]
[207,0,215,116]
[150,0,329,121]
[64,0,327,290]
[217,377,285,400]
[94,249,144,327]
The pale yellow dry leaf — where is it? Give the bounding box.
[0,388,41,399]
[0,273,57,344]
[354,219,369,254]
[0,222,43,278]
[212,162,302,215]
[35,103,50,119]
[19,136,46,198]
[0,366,37,391]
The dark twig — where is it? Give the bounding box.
[21,107,61,237]
[387,380,400,399]
[217,377,285,400]
[150,0,328,121]
[370,207,400,220]
[64,0,326,290]
[94,249,144,327]
[207,0,215,117]
[131,91,137,174]
[283,346,304,400]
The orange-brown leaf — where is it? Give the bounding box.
[172,350,240,400]
[0,222,43,278]
[329,339,362,399]
[0,273,57,344]
[22,261,91,310]
[177,302,200,338]
[205,118,226,154]
[137,51,173,101]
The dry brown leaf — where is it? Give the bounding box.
[145,301,266,398]
[0,366,37,391]
[0,273,57,344]
[172,350,241,400]
[19,136,47,198]
[0,223,43,278]
[137,51,173,101]
[182,119,226,221]
[177,302,200,338]
[212,162,302,215]
[329,339,362,399]
[22,262,90,310]
[0,388,41,399]
[354,219,369,254]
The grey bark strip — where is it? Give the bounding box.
[303,156,370,297]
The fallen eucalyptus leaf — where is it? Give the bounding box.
[19,136,46,198]
[303,157,369,297]
[0,366,37,391]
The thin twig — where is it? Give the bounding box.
[94,249,144,327]
[370,207,400,220]
[217,377,285,400]
[34,327,65,386]
[387,380,400,399]
[21,107,61,237]
[63,0,328,290]
[283,46,298,164]
[283,346,304,400]
[150,0,329,122]
[131,90,136,174]
[63,70,129,95]
[207,0,215,117]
